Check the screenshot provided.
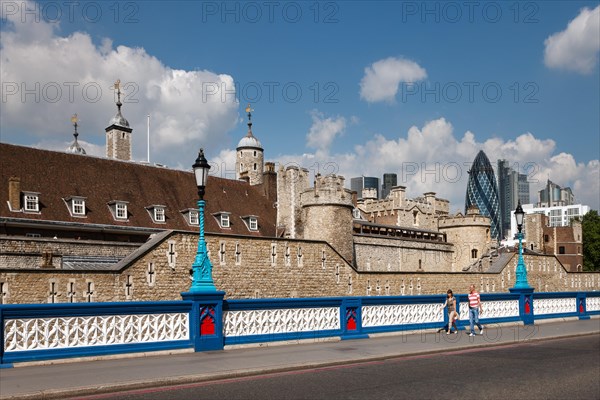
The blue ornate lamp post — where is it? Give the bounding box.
[512,200,531,289]
[190,148,216,292]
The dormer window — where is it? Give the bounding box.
[221,214,230,228]
[146,205,166,223]
[241,215,259,231]
[108,201,129,221]
[181,209,199,226]
[155,207,165,222]
[189,210,199,225]
[64,196,86,217]
[23,192,40,212]
[23,192,40,213]
[352,208,362,219]
[116,203,127,219]
[213,212,231,228]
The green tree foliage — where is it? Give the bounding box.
[582,210,600,271]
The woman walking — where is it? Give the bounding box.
[440,289,459,334]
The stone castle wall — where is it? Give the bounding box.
[0,237,139,269]
[0,232,598,304]
[353,235,454,272]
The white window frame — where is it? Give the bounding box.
[72,198,85,216]
[220,214,230,228]
[154,207,165,222]
[249,217,258,231]
[116,203,127,219]
[189,210,199,225]
[24,193,39,212]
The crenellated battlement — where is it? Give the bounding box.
[438,214,491,228]
[301,174,354,208]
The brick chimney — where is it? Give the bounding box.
[8,176,21,211]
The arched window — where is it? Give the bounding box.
[471,249,478,258]
[253,163,257,171]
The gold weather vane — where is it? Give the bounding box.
[114,79,122,105]
[71,114,78,125]
[245,104,253,114]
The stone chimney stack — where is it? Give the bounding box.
[8,176,21,211]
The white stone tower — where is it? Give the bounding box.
[105,79,132,161]
[236,104,264,185]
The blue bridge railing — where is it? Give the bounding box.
[1,290,598,367]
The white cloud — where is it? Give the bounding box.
[275,116,600,212]
[359,57,427,103]
[0,0,239,167]
[306,110,346,153]
[544,5,600,74]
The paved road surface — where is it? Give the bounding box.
[69,335,600,400]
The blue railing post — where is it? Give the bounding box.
[340,297,368,340]
[181,291,226,351]
[577,292,590,320]
[0,306,9,368]
[509,287,535,325]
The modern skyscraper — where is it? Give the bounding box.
[497,160,530,239]
[538,180,574,207]
[465,150,501,240]
[381,173,397,199]
[351,176,380,199]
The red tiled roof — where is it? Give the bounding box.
[0,143,276,236]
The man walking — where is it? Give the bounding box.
[468,284,484,336]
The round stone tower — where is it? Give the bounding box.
[236,105,264,186]
[300,174,354,263]
[438,205,493,272]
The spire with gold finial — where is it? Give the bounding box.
[236,103,262,150]
[108,79,130,128]
[245,103,254,137]
[67,113,86,154]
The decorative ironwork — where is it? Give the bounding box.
[587,297,600,312]
[459,300,519,320]
[533,298,576,315]
[362,303,442,327]
[223,307,339,337]
[4,313,189,352]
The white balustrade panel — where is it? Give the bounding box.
[459,300,519,320]
[224,307,340,337]
[586,297,600,312]
[533,298,576,315]
[4,313,189,352]
[362,303,442,327]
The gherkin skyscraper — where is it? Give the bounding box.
[465,150,501,240]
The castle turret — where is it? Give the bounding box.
[105,79,132,161]
[300,174,354,263]
[236,104,264,185]
[438,206,492,271]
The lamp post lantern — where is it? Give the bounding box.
[512,200,531,289]
[190,148,216,292]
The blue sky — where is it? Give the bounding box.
[1,0,599,211]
